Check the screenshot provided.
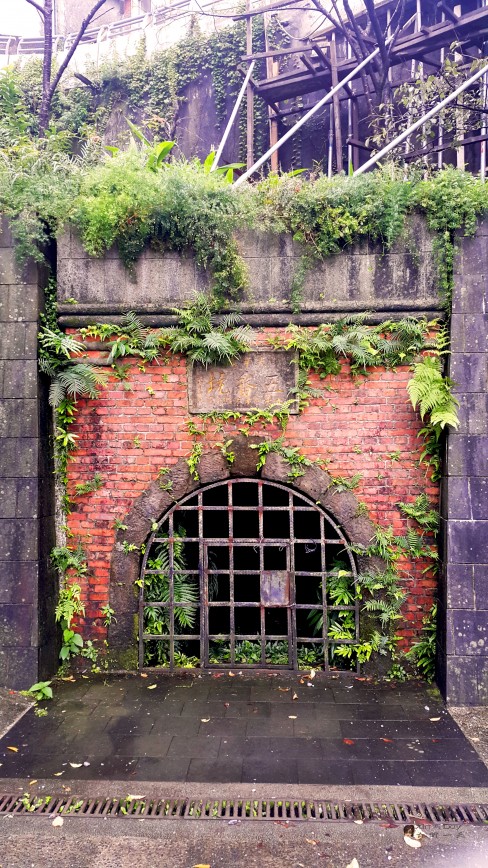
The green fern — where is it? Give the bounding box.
[407,356,459,433]
[398,495,439,534]
[144,529,198,632]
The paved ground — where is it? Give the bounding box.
[0,688,31,740]
[1,814,488,867]
[0,672,487,787]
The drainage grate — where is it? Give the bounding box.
[1,795,487,824]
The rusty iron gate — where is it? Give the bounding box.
[139,479,359,671]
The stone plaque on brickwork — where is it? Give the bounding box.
[188,349,298,413]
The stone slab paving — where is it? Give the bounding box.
[0,672,487,786]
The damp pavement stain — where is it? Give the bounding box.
[0,672,487,787]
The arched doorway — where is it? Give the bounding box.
[139,478,358,672]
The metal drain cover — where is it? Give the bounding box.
[1,794,488,824]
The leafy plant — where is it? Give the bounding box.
[75,473,103,496]
[143,529,198,667]
[21,681,53,701]
[187,442,203,481]
[60,628,84,661]
[406,603,437,682]
[160,294,251,366]
[398,495,439,534]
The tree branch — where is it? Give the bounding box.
[42,0,109,126]
[24,0,45,16]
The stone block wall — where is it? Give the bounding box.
[57,217,440,326]
[0,218,56,689]
[438,219,488,704]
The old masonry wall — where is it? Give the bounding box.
[58,219,441,671]
[0,216,486,702]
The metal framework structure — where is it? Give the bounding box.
[236,0,488,178]
[139,478,359,672]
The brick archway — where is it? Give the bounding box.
[108,436,380,667]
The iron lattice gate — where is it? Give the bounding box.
[139,479,359,671]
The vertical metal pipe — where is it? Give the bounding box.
[347,40,353,174]
[328,103,334,177]
[481,0,488,181]
[438,9,446,170]
[211,61,255,172]
[246,0,254,170]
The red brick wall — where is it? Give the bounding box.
[66,329,438,651]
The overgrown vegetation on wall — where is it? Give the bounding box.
[1,30,480,679]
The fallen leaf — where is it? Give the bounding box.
[127,794,145,800]
[355,677,367,682]
[346,860,359,868]
[353,819,363,824]
[192,865,211,868]
[380,738,393,743]
[429,717,440,722]
[343,738,355,745]
[52,816,64,828]
[228,819,240,825]
[299,678,305,684]
[29,780,37,786]
[53,772,64,776]
[147,684,157,690]
[308,669,316,679]
[140,673,148,678]
[69,763,82,768]
[61,676,76,682]
[288,715,297,719]
[201,718,210,723]
[305,839,317,845]
[81,675,89,679]
[7,746,18,753]
[228,672,235,677]
[278,687,290,692]
[292,692,298,700]
[274,820,290,827]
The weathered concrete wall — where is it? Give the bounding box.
[57,217,441,325]
[438,219,488,705]
[0,219,57,690]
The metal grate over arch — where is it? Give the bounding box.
[139,478,359,672]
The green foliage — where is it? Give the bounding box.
[51,544,88,580]
[408,356,459,433]
[21,681,53,701]
[143,530,198,667]
[406,603,437,682]
[407,355,459,481]
[398,495,439,534]
[187,442,203,481]
[250,436,314,481]
[75,473,103,497]
[278,314,431,377]
[71,153,248,304]
[52,544,87,661]
[329,473,362,492]
[101,605,116,627]
[160,295,251,365]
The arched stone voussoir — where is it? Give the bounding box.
[261,452,376,552]
[229,434,262,477]
[198,451,231,485]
